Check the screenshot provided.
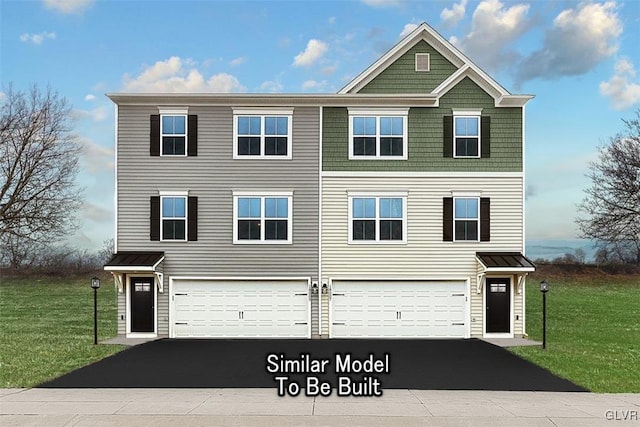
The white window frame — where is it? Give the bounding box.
[453,196,480,242]
[415,53,430,72]
[233,108,294,159]
[159,108,189,157]
[232,191,293,244]
[160,193,188,242]
[348,108,409,160]
[452,110,481,159]
[347,192,408,244]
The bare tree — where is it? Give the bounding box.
[0,85,82,254]
[576,109,640,264]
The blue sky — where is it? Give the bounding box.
[2,0,639,254]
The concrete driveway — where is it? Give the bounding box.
[38,339,586,391]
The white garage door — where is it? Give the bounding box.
[170,279,310,338]
[331,280,468,338]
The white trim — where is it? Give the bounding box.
[450,191,482,197]
[160,194,188,242]
[105,266,156,272]
[453,115,481,159]
[415,53,430,72]
[158,107,189,114]
[159,190,189,196]
[232,111,293,160]
[483,267,535,273]
[483,276,514,339]
[113,104,118,253]
[169,276,312,339]
[348,110,408,160]
[322,171,523,178]
[159,113,188,157]
[452,109,482,116]
[233,193,293,244]
[318,106,323,336]
[347,190,408,197]
[522,104,527,255]
[347,195,408,244]
[453,196,480,242]
[126,274,158,338]
[522,275,527,337]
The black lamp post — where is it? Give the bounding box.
[91,276,100,345]
[540,279,549,350]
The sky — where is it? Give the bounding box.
[1,0,639,257]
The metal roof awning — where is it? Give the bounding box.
[476,252,536,272]
[104,251,165,272]
[104,252,165,293]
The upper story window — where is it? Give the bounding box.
[348,193,407,243]
[348,108,408,160]
[454,115,480,158]
[161,115,187,155]
[161,195,187,241]
[233,109,293,159]
[454,197,479,241]
[443,195,489,243]
[233,191,293,244]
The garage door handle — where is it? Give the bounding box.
[294,322,308,325]
[332,322,346,325]
[451,293,465,296]
[294,292,308,296]
[452,322,465,326]
[174,293,188,296]
[332,293,345,296]
[175,322,188,325]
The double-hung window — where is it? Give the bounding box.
[161,195,187,241]
[348,108,408,160]
[454,197,479,241]
[161,114,187,156]
[453,111,480,158]
[233,192,293,244]
[349,193,407,243]
[233,109,293,158]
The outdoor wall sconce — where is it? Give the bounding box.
[312,282,319,294]
[321,283,328,294]
[91,276,100,345]
[540,279,549,350]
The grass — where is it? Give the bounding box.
[511,275,640,393]
[0,273,125,388]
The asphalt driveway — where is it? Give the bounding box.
[39,339,587,391]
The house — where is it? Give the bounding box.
[105,22,535,340]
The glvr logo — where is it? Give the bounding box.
[605,410,638,421]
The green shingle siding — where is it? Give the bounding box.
[358,41,458,94]
[322,77,523,172]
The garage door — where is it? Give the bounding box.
[330,280,468,338]
[170,279,310,338]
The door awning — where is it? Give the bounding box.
[104,251,165,272]
[476,252,536,273]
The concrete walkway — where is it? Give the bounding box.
[2,388,638,426]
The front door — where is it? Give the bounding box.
[130,277,154,333]
[486,278,510,334]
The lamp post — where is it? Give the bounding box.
[91,277,100,345]
[540,279,549,350]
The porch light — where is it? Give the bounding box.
[91,276,100,345]
[540,279,549,350]
[91,276,101,289]
[312,283,319,294]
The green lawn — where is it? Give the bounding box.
[511,276,640,393]
[0,273,125,388]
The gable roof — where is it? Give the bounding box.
[339,22,533,107]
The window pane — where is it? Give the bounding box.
[238,198,260,218]
[354,117,376,135]
[174,197,185,217]
[380,137,403,156]
[353,220,376,240]
[353,137,376,156]
[277,117,288,135]
[162,197,174,217]
[162,197,185,218]
[238,137,261,155]
[238,116,261,135]
[238,117,250,134]
[353,198,375,218]
[455,198,478,219]
[162,116,174,134]
[163,219,185,240]
[380,117,403,136]
[455,220,478,241]
[380,198,402,218]
[265,116,288,136]
[455,117,479,137]
[163,136,185,155]
[238,220,261,240]
[265,137,287,155]
[265,117,276,135]
[455,138,478,157]
[173,116,185,134]
[265,219,288,240]
[380,220,402,240]
[265,197,287,218]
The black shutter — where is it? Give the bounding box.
[480,197,490,242]
[150,196,160,241]
[187,115,198,156]
[443,116,453,158]
[481,116,491,158]
[150,115,160,156]
[188,196,198,241]
[443,197,453,241]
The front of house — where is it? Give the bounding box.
[105,23,535,340]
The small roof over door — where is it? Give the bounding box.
[104,252,165,272]
[476,252,536,273]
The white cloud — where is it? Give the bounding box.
[440,0,468,28]
[122,56,246,93]
[72,106,108,122]
[229,57,246,66]
[79,137,114,173]
[260,80,284,93]
[399,23,418,39]
[82,201,113,223]
[301,80,328,91]
[451,0,530,72]
[19,31,56,45]
[84,94,95,101]
[293,39,328,67]
[361,0,402,7]
[44,0,94,14]
[516,2,622,84]
[600,58,640,110]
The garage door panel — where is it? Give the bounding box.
[171,279,309,338]
[331,280,468,338]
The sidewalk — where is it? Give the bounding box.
[2,388,639,426]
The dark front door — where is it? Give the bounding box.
[486,278,510,334]
[130,277,154,333]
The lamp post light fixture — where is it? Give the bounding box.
[540,279,549,350]
[91,276,100,345]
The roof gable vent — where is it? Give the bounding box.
[415,53,430,72]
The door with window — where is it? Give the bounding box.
[485,278,511,334]
[130,277,154,333]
